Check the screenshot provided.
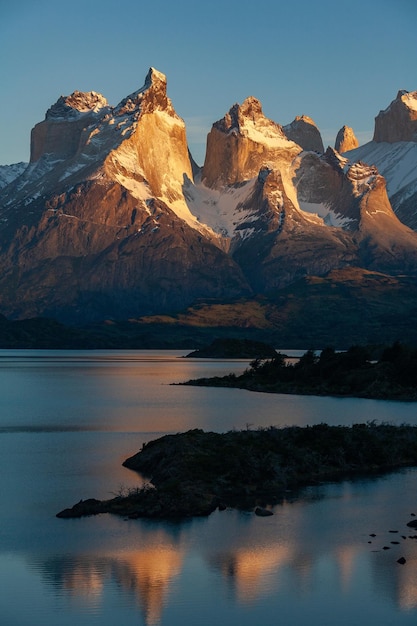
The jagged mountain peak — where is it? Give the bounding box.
[283,115,324,153]
[115,67,173,117]
[220,96,264,128]
[322,146,350,170]
[1,70,417,324]
[346,160,381,198]
[396,89,417,111]
[203,97,300,188]
[373,89,417,143]
[45,91,109,120]
[335,125,358,153]
[213,96,287,141]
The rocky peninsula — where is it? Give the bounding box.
[181,343,417,401]
[57,423,417,520]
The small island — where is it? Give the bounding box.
[181,343,417,401]
[57,423,417,520]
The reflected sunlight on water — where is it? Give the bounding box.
[1,351,417,625]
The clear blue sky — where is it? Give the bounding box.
[1,0,416,165]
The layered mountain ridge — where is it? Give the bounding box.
[0,69,416,324]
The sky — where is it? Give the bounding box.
[1,0,416,166]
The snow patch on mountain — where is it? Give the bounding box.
[239,116,295,149]
[184,175,258,238]
[298,200,354,228]
[0,162,27,189]
[347,162,380,198]
[345,141,417,201]
[45,91,109,120]
[402,91,417,112]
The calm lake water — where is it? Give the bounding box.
[1,349,417,626]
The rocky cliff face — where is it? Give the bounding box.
[0,68,248,322]
[335,125,358,152]
[30,91,109,162]
[283,115,324,152]
[1,73,417,324]
[288,145,417,276]
[229,165,357,292]
[202,97,301,188]
[373,90,417,143]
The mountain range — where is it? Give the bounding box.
[0,68,416,346]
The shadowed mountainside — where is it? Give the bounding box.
[1,268,417,349]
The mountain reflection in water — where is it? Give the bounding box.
[28,487,417,625]
[1,350,417,626]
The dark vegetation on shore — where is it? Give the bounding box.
[57,423,417,520]
[182,342,417,401]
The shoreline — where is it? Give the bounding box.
[178,377,417,402]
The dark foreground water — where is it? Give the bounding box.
[1,350,417,626]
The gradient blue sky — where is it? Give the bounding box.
[1,0,416,166]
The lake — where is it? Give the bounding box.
[1,349,417,626]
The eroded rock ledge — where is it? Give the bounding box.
[57,424,417,520]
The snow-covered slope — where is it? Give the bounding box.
[345,141,417,228]
[343,89,417,229]
[0,162,27,189]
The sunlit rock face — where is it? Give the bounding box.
[283,115,324,153]
[335,125,359,153]
[1,71,417,324]
[0,68,249,322]
[202,97,301,188]
[30,91,109,162]
[373,90,417,143]
[27,68,195,222]
[105,68,194,206]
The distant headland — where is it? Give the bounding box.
[181,342,417,401]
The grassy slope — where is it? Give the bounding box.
[2,268,417,349]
